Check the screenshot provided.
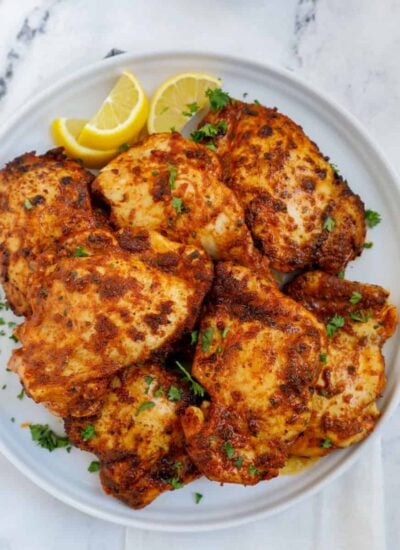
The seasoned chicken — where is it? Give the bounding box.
[286,271,397,457]
[0,149,96,316]
[65,363,199,508]
[181,262,325,484]
[9,228,213,417]
[200,100,366,273]
[92,132,272,275]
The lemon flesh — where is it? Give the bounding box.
[147,72,221,134]
[78,71,149,150]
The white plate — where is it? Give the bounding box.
[0,51,399,532]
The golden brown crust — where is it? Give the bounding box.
[0,148,96,315]
[181,262,325,484]
[201,101,366,273]
[65,363,199,509]
[9,228,213,417]
[92,132,273,276]
[285,271,397,456]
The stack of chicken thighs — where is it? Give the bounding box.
[0,98,396,509]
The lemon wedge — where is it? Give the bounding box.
[51,118,118,169]
[147,72,221,134]
[77,71,149,150]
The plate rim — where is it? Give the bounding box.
[0,49,399,532]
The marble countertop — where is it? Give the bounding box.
[0,1,399,548]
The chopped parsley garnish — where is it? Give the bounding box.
[182,102,200,117]
[152,170,159,176]
[7,321,16,328]
[248,464,260,476]
[175,361,205,397]
[72,246,90,258]
[173,461,182,470]
[320,353,328,365]
[81,424,96,441]
[190,120,227,143]
[24,198,33,210]
[0,330,5,336]
[349,310,372,323]
[30,424,70,451]
[337,270,345,279]
[168,476,183,489]
[118,143,130,152]
[190,330,198,345]
[194,492,203,504]
[2,384,6,390]
[10,417,15,423]
[144,375,155,395]
[171,196,183,214]
[201,327,214,352]
[330,163,340,176]
[234,456,243,469]
[170,126,176,132]
[205,142,217,152]
[243,92,248,98]
[363,242,373,249]
[135,401,156,416]
[9,334,19,343]
[88,460,100,473]
[221,326,230,339]
[0,317,5,325]
[167,386,182,402]
[321,437,333,449]
[365,209,381,228]
[253,99,261,106]
[17,388,25,400]
[154,385,165,397]
[209,435,217,442]
[168,163,177,189]
[326,314,345,337]
[349,291,362,305]
[222,440,234,459]
[323,216,336,232]
[205,88,230,111]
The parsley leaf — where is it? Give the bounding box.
[167,386,182,402]
[182,102,200,117]
[365,209,381,228]
[81,424,96,441]
[135,401,156,416]
[323,216,336,232]
[320,353,328,365]
[222,440,234,459]
[221,326,230,339]
[253,99,261,106]
[190,120,227,143]
[72,246,90,258]
[349,291,362,305]
[326,314,345,337]
[24,198,33,210]
[321,437,333,449]
[30,424,70,451]
[337,270,345,279]
[171,196,183,214]
[175,361,205,397]
[88,460,100,473]
[190,330,198,345]
[248,464,260,476]
[155,386,165,397]
[205,88,230,111]
[118,143,130,152]
[17,388,25,400]
[363,242,373,249]
[349,310,372,323]
[201,327,214,352]
[144,375,155,395]
[168,163,177,189]
[152,170,159,176]
[194,492,203,504]
[234,456,243,469]
[168,476,183,489]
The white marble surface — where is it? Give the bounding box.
[0,0,399,548]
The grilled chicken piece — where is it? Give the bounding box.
[181,262,325,484]
[92,132,272,276]
[65,363,199,508]
[200,100,366,273]
[9,228,213,417]
[286,271,397,457]
[0,149,96,316]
